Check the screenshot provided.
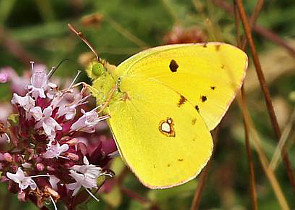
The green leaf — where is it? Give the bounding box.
[7,114,19,126]
[101,185,122,208]
[148,179,198,202]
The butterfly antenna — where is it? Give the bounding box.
[68,23,100,61]
[68,70,81,89]
[48,58,71,79]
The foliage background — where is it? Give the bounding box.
[0,0,294,209]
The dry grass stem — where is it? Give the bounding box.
[236,0,295,192]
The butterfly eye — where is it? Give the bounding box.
[92,62,106,77]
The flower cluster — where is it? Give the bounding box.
[0,62,117,209]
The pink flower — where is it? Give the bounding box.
[34,106,62,140]
[6,168,37,191]
[67,157,102,196]
[49,176,60,190]
[46,82,58,99]
[1,61,116,208]
[70,109,109,133]
[0,103,13,122]
[43,142,69,159]
[0,67,17,82]
[55,91,89,120]
[11,94,35,112]
[30,106,43,121]
[28,63,48,99]
[0,66,30,96]
[11,94,35,120]
[57,105,77,120]
[0,72,8,83]
[11,74,30,96]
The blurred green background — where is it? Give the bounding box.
[0,0,294,209]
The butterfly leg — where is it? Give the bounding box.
[71,82,101,96]
[72,82,117,114]
[97,84,118,114]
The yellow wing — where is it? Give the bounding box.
[113,43,248,130]
[107,78,213,188]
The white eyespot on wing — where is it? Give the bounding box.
[159,118,175,137]
[161,122,171,133]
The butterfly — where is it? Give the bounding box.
[86,42,248,189]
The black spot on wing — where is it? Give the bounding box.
[177,95,187,107]
[221,64,225,69]
[178,158,183,162]
[211,86,216,90]
[203,42,208,48]
[195,105,200,112]
[201,95,207,102]
[169,59,179,72]
[192,118,197,125]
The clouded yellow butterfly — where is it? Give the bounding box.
[85,42,247,189]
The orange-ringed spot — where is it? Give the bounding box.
[159,117,175,137]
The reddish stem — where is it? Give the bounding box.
[236,0,295,193]
[190,128,219,210]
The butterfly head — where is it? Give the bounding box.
[86,59,122,107]
[88,61,106,79]
[86,59,116,79]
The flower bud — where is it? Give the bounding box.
[66,153,79,161]
[3,153,13,162]
[36,163,45,171]
[17,191,26,202]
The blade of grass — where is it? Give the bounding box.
[120,186,150,205]
[234,1,260,208]
[253,25,295,58]
[236,93,290,210]
[241,0,265,49]
[233,0,241,47]
[115,166,159,209]
[233,2,258,208]
[270,109,295,170]
[211,0,295,58]
[192,0,221,41]
[104,14,149,49]
[11,20,70,41]
[35,0,56,22]
[206,0,224,41]
[161,0,179,23]
[0,0,16,24]
[120,186,160,210]
[241,87,258,210]
[236,0,295,192]
[0,26,35,65]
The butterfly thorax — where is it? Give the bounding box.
[86,60,125,109]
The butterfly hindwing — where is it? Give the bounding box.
[107,78,213,188]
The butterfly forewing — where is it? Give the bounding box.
[114,43,248,130]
